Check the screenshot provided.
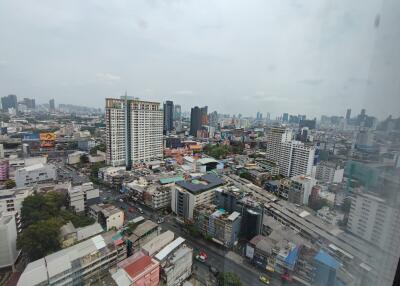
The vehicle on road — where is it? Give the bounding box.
[128,208,134,213]
[119,198,124,202]
[195,251,208,263]
[138,207,144,214]
[157,217,164,224]
[259,275,270,285]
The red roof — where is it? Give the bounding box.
[124,255,153,279]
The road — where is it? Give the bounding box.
[97,186,294,286]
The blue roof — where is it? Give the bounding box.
[285,245,300,266]
[314,250,341,269]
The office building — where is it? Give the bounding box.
[67,182,100,213]
[105,97,163,168]
[17,231,127,286]
[0,212,19,269]
[265,127,292,163]
[49,98,55,112]
[1,94,18,112]
[173,104,181,120]
[282,113,289,122]
[163,100,174,134]
[111,252,160,286]
[15,163,57,188]
[22,98,35,109]
[279,141,315,177]
[346,109,351,122]
[288,175,317,205]
[189,106,207,136]
[171,173,225,220]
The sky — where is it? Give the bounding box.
[0,0,399,119]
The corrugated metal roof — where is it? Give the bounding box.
[155,237,185,261]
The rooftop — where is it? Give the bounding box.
[176,173,225,194]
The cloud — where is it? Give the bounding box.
[95,73,121,83]
[136,18,148,30]
[173,90,195,96]
[298,79,324,86]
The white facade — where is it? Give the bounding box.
[347,192,400,252]
[0,187,33,215]
[315,162,344,183]
[15,163,57,188]
[280,141,315,177]
[0,144,4,159]
[0,212,19,268]
[162,246,193,286]
[105,98,163,167]
[288,175,317,205]
[68,182,99,213]
[266,127,292,163]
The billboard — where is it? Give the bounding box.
[40,133,56,148]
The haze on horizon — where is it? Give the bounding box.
[0,0,399,119]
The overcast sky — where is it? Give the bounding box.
[0,0,399,119]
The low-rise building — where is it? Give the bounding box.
[98,166,126,185]
[0,212,19,269]
[68,182,100,213]
[111,252,160,286]
[255,159,280,177]
[193,204,241,247]
[59,222,104,248]
[15,163,57,187]
[127,220,159,250]
[67,151,85,165]
[17,231,127,286]
[141,230,175,257]
[155,237,193,286]
[0,187,33,215]
[89,204,124,231]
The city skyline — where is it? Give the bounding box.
[1,1,399,119]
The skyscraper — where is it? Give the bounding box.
[105,97,163,168]
[22,98,35,109]
[1,94,17,112]
[173,104,182,120]
[190,106,207,136]
[163,100,174,134]
[346,109,352,121]
[49,99,55,112]
[282,113,289,122]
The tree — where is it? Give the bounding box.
[80,154,89,164]
[239,171,252,181]
[17,218,62,260]
[90,143,106,155]
[218,272,242,286]
[4,179,16,189]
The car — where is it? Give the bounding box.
[119,198,124,202]
[259,275,270,285]
[128,208,134,213]
[157,217,164,224]
[138,207,144,214]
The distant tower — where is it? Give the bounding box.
[346,109,351,122]
[49,99,55,112]
[163,100,174,134]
